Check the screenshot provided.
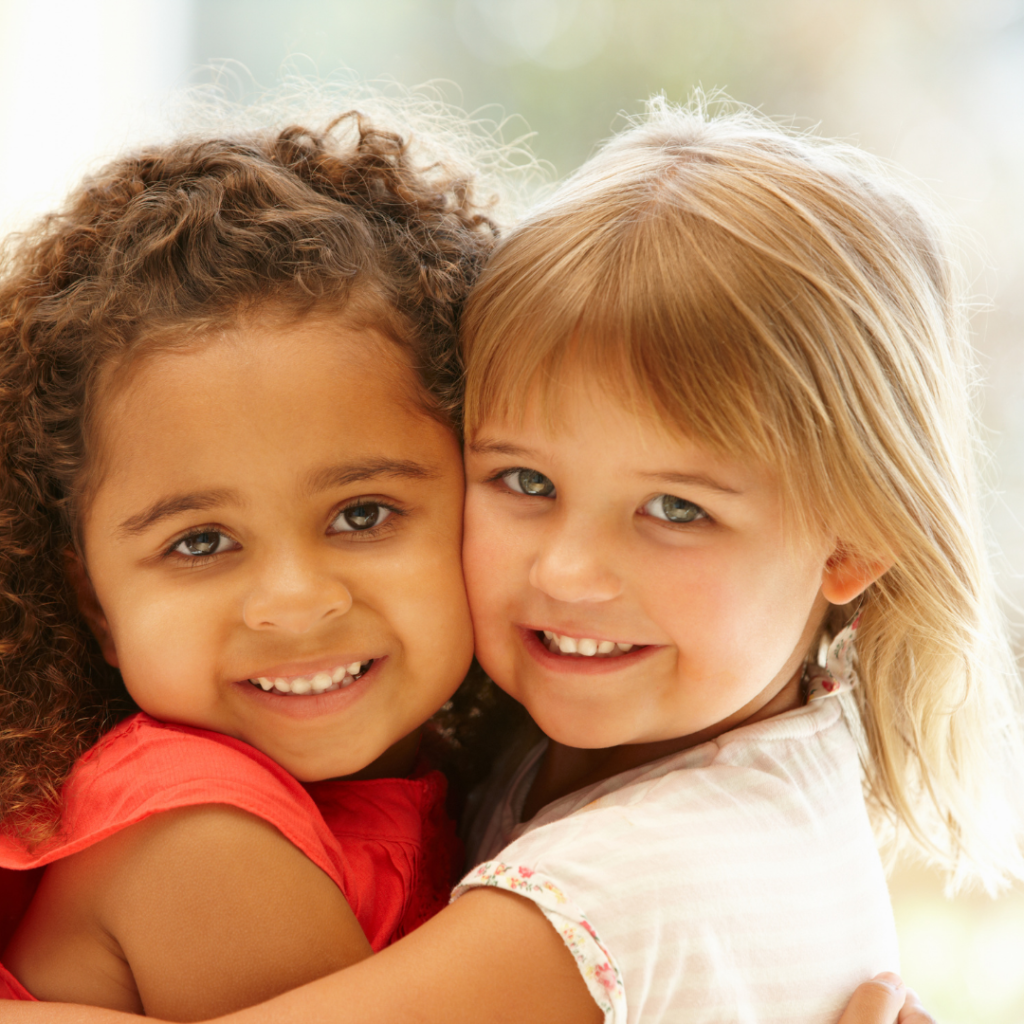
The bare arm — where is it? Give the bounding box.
[2,881,929,1024]
[4,805,371,1021]
[2,887,600,1024]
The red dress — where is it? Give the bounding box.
[0,713,462,1001]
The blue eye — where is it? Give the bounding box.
[172,530,237,557]
[502,469,555,497]
[331,503,393,532]
[643,495,707,523]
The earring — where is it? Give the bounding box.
[804,607,862,702]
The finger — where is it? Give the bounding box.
[836,973,906,1024]
[898,987,937,1024]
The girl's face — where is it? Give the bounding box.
[75,317,474,781]
[463,381,843,751]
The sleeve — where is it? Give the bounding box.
[0,962,35,1000]
[0,714,353,898]
[452,858,626,1024]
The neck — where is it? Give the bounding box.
[337,727,422,782]
[522,663,805,821]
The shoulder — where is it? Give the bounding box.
[13,803,370,1016]
[71,712,292,791]
[466,701,872,901]
[45,713,343,872]
[26,802,347,935]
[91,802,343,922]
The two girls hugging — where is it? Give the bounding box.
[1,94,1018,1023]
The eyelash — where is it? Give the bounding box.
[639,494,710,525]
[328,499,406,540]
[488,467,552,491]
[165,526,238,562]
[489,467,712,525]
[163,499,407,561]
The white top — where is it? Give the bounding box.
[453,696,899,1024]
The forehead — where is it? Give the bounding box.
[89,320,460,516]
[468,357,725,457]
[469,379,760,485]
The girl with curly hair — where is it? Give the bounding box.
[0,109,511,1016]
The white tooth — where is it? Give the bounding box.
[543,630,554,640]
[274,678,292,693]
[347,661,362,676]
[546,637,559,652]
[312,672,333,692]
[257,677,274,690]
[331,667,346,683]
[341,674,355,687]
[558,635,577,654]
[291,677,312,695]
[597,641,615,654]
[578,638,598,656]
[616,642,633,652]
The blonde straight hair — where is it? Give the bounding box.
[461,97,1024,890]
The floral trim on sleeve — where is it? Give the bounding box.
[452,861,626,1023]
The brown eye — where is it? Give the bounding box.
[332,503,392,532]
[172,531,235,557]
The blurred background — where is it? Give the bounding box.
[1,0,1023,1018]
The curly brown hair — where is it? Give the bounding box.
[0,111,501,842]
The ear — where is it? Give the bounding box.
[64,549,119,667]
[821,546,891,606]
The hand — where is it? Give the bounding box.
[898,988,937,1024]
[837,974,937,1024]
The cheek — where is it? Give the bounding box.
[384,529,475,683]
[723,570,823,678]
[460,499,521,665]
[100,577,225,701]
[648,542,824,659]
[461,519,506,630]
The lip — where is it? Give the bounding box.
[518,626,660,675]
[232,655,386,720]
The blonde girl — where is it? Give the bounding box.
[6,100,989,1023]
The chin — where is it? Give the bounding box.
[529,704,631,750]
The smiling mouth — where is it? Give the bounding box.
[538,631,639,657]
[248,660,373,696]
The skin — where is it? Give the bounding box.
[2,363,922,1024]
[2,317,475,1020]
[211,384,913,1024]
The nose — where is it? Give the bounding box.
[528,514,623,604]
[243,547,353,633]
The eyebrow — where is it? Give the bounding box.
[118,459,439,538]
[304,458,439,494]
[118,490,238,536]
[640,472,743,496]
[466,439,534,459]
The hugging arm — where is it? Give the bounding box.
[1,888,598,1024]
[2,885,929,1024]
[3,805,371,1020]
